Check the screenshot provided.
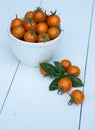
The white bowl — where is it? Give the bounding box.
[8,26,63,67]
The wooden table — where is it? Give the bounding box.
[0,0,95,129]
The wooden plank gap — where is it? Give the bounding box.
[78,0,95,130]
[0,61,20,115]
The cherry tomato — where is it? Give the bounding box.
[24,11,34,21]
[67,65,80,77]
[11,25,25,39]
[60,59,72,72]
[24,18,37,30]
[48,27,60,39]
[39,67,47,76]
[58,78,72,93]
[37,33,50,43]
[11,16,23,29]
[33,7,46,22]
[37,22,48,34]
[47,14,60,27]
[24,30,37,42]
[68,90,85,105]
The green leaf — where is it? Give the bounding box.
[51,73,64,78]
[49,78,60,91]
[64,74,75,78]
[69,76,84,87]
[40,63,57,77]
[54,61,65,74]
[62,74,84,87]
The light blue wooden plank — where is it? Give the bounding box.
[80,1,95,130]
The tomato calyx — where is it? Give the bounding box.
[34,7,47,16]
[27,17,35,25]
[57,88,64,95]
[29,29,36,36]
[50,10,57,15]
[34,7,44,12]
[68,94,75,105]
[40,34,49,40]
[38,33,50,42]
[15,13,18,19]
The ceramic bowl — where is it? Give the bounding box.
[8,25,63,67]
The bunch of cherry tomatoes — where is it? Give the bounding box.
[40,59,85,105]
[10,7,61,43]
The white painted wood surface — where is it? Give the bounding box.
[0,0,94,130]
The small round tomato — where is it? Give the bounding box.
[37,33,50,43]
[58,78,72,93]
[47,14,60,27]
[67,65,80,77]
[68,90,85,105]
[39,67,47,76]
[60,59,72,72]
[11,16,23,29]
[48,27,60,39]
[37,22,48,34]
[24,30,37,42]
[24,18,37,30]
[24,11,34,21]
[33,7,46,22]
[11,25,25,39]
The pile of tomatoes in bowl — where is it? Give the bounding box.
[10,7,61,43]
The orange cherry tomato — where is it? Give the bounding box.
[69,90,85,105]
[11,25,25,39]
[67,65,80,77]
[60,59,72,72]
[11,16,23,29]
[37,33,50,43]
[39,67,47,76]
[47,14,60,27]
[24,11,34,21]
[33,8,46,22]
[24,30,37,42]
[48,27,60,39]
[24,18,37,30]
[36,22,48,34]
[58,78,72,93]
